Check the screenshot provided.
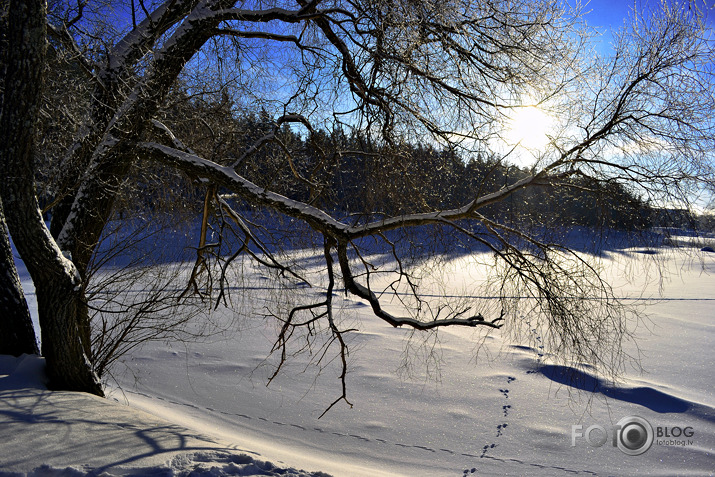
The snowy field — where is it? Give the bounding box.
[2,236,714,476]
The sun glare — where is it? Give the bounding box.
[507,106,553,152]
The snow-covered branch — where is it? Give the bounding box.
[107,0,200,72]
[137,142,348,236]
[139,141,553,245]
[139,141,507,330]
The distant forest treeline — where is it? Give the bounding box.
[90,92,707,233]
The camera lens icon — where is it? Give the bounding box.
[616,416,653,455]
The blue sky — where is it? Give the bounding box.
[103,1,713,52]
[583,0,637,28]
[583,0,715,52]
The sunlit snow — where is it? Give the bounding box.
[2,234,714,476]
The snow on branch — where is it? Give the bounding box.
[139,141,507,330]
[137,142,348,236]
[108,0,199,72]
[212,28,303,47]
[139,141,549,245]
[203,6,314,24]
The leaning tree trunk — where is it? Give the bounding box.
[0,198,39,356]
[0,0,102,395]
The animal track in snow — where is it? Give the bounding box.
[480,442,497,458]
[121,388,597,476]
[479,375,517,461]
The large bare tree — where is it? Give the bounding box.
[0,0,713,405]
[0,0,101,392]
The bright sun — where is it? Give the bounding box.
[507,106,553,152]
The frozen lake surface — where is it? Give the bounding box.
[2,240,713,476]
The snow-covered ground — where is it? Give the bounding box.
[2,237,713,476]
[0,354,328,476]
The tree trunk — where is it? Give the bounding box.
[0,0,102,395]
[34,278,102,392]
[0,198,39,356]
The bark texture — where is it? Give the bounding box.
[0,198,39,356]
[0,0,102,394]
